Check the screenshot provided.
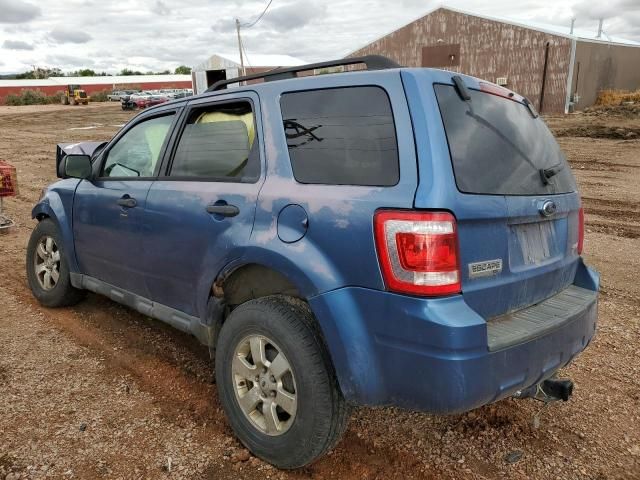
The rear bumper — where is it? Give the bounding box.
[309,259,599,414]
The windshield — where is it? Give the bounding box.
[434,84,576,196]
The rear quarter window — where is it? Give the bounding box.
[280,86,399,186]
[434,84,577,196]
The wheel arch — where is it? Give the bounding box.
[31,196,79,272]
[202,257,311,350]
[201,253,332,366]
[216,263,303,307]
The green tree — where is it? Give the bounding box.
[120,68,143,76]
[174,65,191,75]
[75,68,96,76]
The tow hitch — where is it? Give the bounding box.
[513,378,574,428]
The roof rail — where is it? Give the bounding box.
[206,55,402,92]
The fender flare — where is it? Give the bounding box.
[195,244,341,318]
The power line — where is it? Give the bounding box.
[241,0,274,28]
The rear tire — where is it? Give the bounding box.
[26,219,85,307]
[215,296,349,469]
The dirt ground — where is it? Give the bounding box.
[0,103,638,480]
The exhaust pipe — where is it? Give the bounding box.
[542,378,573,401]
[514,377,574,402]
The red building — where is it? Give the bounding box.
[0,74,192,104]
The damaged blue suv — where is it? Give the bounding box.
[27,56,599,468]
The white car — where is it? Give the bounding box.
[107,90,136,101]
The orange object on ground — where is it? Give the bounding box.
[0,161,18,197]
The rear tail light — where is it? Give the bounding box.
[577,207,584,255]
[374,210,461,296]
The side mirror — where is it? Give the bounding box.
[62,154,92,179]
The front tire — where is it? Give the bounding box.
[26,219,85,307]
[215,296,349,469]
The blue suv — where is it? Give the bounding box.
[27,56,599,468]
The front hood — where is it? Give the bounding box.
[56,141,107,178]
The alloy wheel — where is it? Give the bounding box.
[34,236,60,291]
[232,334,297,436]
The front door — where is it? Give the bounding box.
[73,112,177,297]
[142,94,264,317]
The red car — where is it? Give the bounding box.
[122,93,169,110]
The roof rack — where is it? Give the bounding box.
[207,55,402,92]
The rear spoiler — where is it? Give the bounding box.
[56,141,106,178]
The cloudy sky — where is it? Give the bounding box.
[0,0,639,75]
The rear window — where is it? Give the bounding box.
[434,84,576,195]
[280,86,399,186]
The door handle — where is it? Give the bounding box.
[206,204,240,217]
[117,196,137,208]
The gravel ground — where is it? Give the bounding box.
[0,103,638,479]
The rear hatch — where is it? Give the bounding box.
[413,75,582,319]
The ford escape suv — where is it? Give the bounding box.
[27,56,599,469]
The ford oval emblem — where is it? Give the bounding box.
[540,200,557,217]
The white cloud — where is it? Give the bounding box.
[154,0,171,16]
[48,26,92,44]
[0,0,638,75]
[259,2,328,32]
[572,0,640,20]
[3,39,34,50]
[0,0,41,24]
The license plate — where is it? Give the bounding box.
[514,221,558,265]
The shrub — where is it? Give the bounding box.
[22,89,50,105]
[3,89,62,106]
[4,94,23,106]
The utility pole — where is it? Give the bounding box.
[235,18,246,82]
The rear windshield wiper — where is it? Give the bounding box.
[540,162,564,185]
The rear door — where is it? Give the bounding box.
[141,93,263,317]
[408,72,581,319]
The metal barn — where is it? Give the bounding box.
[191,53,307,94]
[349,6,640,113]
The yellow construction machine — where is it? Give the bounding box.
[61,85,89,105]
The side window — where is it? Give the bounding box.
[101,114,174,178]
[280,86,399,186]
[169,101,259,182]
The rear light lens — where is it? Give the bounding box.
[374,210,461,296]
[479,82,516,100]
[577,207,584,255]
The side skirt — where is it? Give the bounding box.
[70,273,214,347]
